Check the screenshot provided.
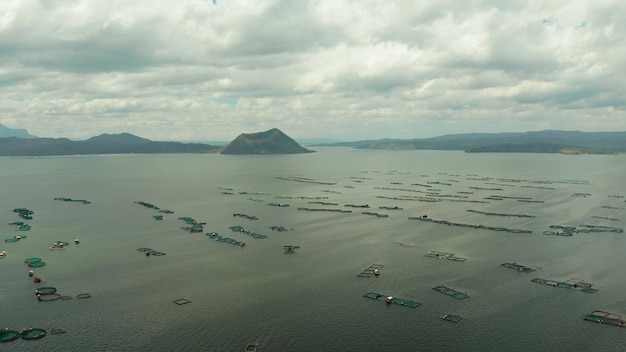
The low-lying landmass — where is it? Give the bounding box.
[314,130,626,154]
[0,133,220,156]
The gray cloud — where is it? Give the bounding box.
[0,0,624,141]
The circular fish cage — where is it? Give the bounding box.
[0,329,21,343]
[20,328,47,340]
[37,293,61,301]
[28,261,46,267]
[76,293,92,299]
[35,287,57,295]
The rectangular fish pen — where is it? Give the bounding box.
[433,286,469,299]
[531,278,598,293]
[584,311,626,327]
[501,262,539,273]
[357,264,384,277]
[424,251,467,262]
[362,292,421,308]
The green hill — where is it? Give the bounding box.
[220,128,314,154]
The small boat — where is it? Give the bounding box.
[373,269,380,275]
[245,343,258,352]
[385,296,393,303]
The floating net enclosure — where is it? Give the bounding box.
[442,314,463,322]
[35,287,57,295]
[37,293,60,301]
[0,329,21,342]
[20,328,46,340]
[173,298,191,305]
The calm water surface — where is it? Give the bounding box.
[1,149,625,351]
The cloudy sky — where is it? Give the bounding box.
[0,0,624,141]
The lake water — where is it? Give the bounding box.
[1,149,625,351]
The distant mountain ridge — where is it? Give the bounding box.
[0,133,220,156]
[220,128,314,154]
[0,123,37,138]
[315,130,626,154]
[1,127,624,156]
[86,133,152,145]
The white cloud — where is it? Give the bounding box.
[0,0,624,141]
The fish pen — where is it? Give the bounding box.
[137,248,166,256]
[441,314,463,323]
[409,216,532,234]
[357,264,384,277]
[20,328,47,340]
[0,329,21,342]
[501,262,539,273]
[584,311,626,327]
[206,232,246,246]
[35,287,57,295]
[361,211,389,218]
[433,286,469,299]
[228,226,268,239]
[531,278,598,293]
[362,292,421,308]
[173,298,192,305]
[424,251,467,262]
[283,245,300,254]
